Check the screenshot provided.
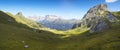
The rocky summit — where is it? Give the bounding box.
[73,4,118,33]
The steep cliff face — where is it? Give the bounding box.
[73,4,117,33]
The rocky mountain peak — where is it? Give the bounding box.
[83,4,108,19]
[95,4,108,14]
[73,4,117,33]
[93,4,108,11]
[16,12,23,16]
[45,15,60,19]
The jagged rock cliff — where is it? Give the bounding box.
[73,4,117,33]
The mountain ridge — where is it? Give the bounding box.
[0,4,120,50]
[73,4,118,33]
[28,15,80,30]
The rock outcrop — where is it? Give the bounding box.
[73,4,117,33]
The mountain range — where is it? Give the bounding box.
[73,4,118,33]
[28,15,80,30]
[0,4,120,50]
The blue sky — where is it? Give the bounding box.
[0,0,120,19]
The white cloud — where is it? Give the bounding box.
[105,0,118,3]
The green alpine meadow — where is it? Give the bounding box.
[0,0,120,50]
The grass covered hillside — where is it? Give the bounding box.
[6,12,43,29]
[0,10,120,50]
[0,23,63,50]
[39,11,120,50]
[0,11,63,50]
[55,11,120,50]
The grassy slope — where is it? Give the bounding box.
[55,11,120,50]
[56,22,120,50]
[0,11,62,50]
[6,12,43,29]
[39,12,120,50]
[0,23,64,50]
[0,11,120,50]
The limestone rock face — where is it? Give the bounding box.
[15,12,24,17]
[83,4,108,19]
[73,4,117,33]
[106,12,117,22]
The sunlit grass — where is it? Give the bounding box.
[0,11,120,50]
[39,27,90,38]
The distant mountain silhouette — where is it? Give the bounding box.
[28,15,80,30]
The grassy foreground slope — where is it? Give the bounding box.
[0,11,63,50]
[55,11,120,50]
[0,23,63,50]
[39,11,120,50]
[0,11,120,50]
